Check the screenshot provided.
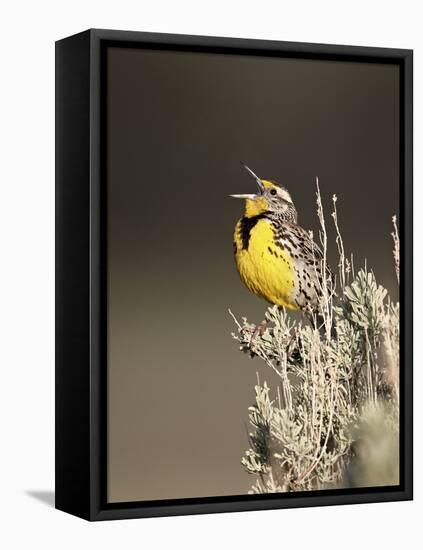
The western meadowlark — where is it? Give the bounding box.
[231,164,332,315]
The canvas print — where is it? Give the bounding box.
[106,47,400,502]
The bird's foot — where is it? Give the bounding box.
[250,319,268,353]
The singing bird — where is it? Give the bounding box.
[231,164,332,314]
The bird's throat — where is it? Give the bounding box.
[244,196,268,217]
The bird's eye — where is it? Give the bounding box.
[270,189,277,196]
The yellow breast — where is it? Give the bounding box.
[234,218,298,309]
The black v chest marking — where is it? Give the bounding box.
[238,214,269,250]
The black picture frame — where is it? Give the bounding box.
[55,28,413,521]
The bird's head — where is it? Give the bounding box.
[230,163,298,223]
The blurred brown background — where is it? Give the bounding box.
[107,46,399,502]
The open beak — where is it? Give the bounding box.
[229,193,256,199]
[229,162,265,199]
